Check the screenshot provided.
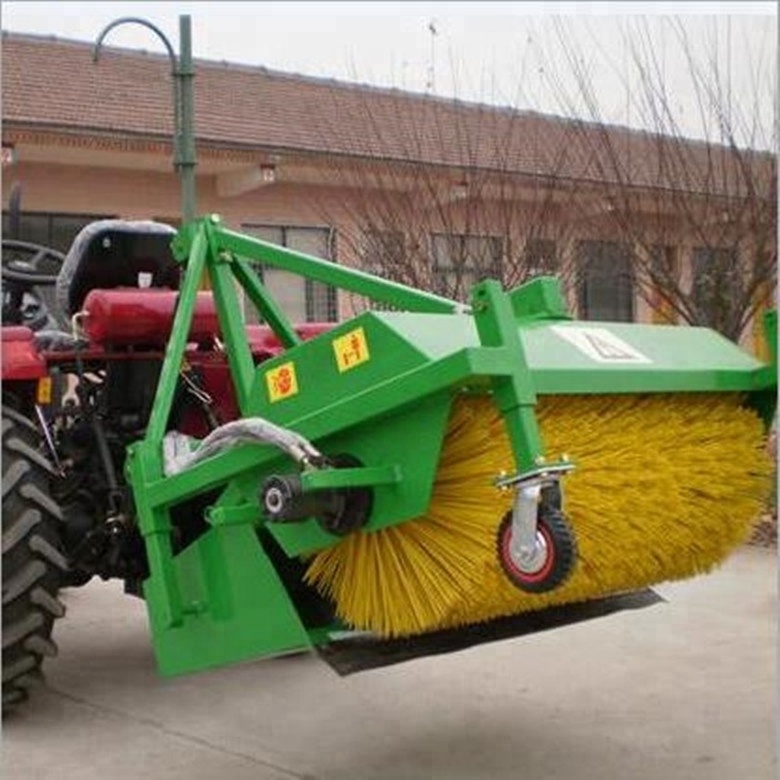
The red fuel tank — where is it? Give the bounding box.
[82,289,219,346]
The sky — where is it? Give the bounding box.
[1,2,776,147]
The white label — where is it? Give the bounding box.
[551,325,652,364]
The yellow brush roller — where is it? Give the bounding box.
[306,393,772,638]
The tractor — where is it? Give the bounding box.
[1,219,335,709]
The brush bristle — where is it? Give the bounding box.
[305,394,773,638]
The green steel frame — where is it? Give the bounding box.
[126,215,777,677]
[90,12,776,680]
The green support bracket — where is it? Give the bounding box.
[145,220,209,446]
[300,464,401,491]
[509,276,573,322]
[232,256,301,349]
[206,503,261,528]
[126,443,184,629]
[205,464,399,529]
[205,223,256,413]
[470,279,547,474]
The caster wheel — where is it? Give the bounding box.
[497,508,576,593]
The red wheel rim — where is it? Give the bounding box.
[500,521,556,585]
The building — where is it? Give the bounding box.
[2,31,775,351]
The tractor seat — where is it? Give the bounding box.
[55,220,179,318]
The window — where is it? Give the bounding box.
[577,241,634,322]
[360,229,406,311]
[523,238,558,278]
[241,224,337,323]
[2,211,114,255]
[431,233,503,302]
[691,246,738,331]
[362,229,406,274]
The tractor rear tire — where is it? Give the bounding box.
[2,405,67,713]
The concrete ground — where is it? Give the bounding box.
[2,546,776,780]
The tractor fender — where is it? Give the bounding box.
[2,327,47,380]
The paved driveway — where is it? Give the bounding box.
[3,546,776,780]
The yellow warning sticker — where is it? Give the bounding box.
[333,327,370,373]
[266,362,299,402]
[36,377,53,405]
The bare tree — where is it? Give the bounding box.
[538,16,777,342]
[304,79,592,314]
[297,18,774,341]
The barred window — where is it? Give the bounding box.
[360,229,406,311]
[431,233,503,302]
[691,246,738,330]
[523,238,558,278]
[241,224,338,323]
[2,210,114,255]
[577,241,634,322]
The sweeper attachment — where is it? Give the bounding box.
[3,216,773,703]
[123,216,774,676]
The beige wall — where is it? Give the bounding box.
[2,154,767,353]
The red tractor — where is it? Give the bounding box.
[1,219,330,711]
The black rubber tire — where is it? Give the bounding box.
[2,405,67,713]
[497,508,577,593]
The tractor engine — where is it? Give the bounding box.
[29,221,222,589]
[18,221,324,592]
[51,357,166,586]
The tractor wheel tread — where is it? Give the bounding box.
[31,587,66,618]
[2,508,41,554]
[2,406,40,433]
[2,612,45,649]
[2,560,47,605]
[7,436,58,476]
[29,535,69,571]
[19,484,63,521]
[23,635,57,658]
[2,687,28,710]
[1,655,37,685]
[2,405,65,715]
[2,460,30,500]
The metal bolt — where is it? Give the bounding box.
[264,486,284,514]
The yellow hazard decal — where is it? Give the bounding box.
[266,362,299,402]
[36,377,53,405]
[333,327,370,373]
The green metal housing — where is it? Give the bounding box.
[126,216,777,677]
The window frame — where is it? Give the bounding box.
[523,237,559,278]
[357,229,408,311]
[2,210,116,254]
[690,245,739,330]
[240,222,338,323]
[430,231,504,301]
[577,240,635,323]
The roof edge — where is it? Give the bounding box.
[3,30,773,159]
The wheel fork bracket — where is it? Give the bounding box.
[499,464,574,574]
